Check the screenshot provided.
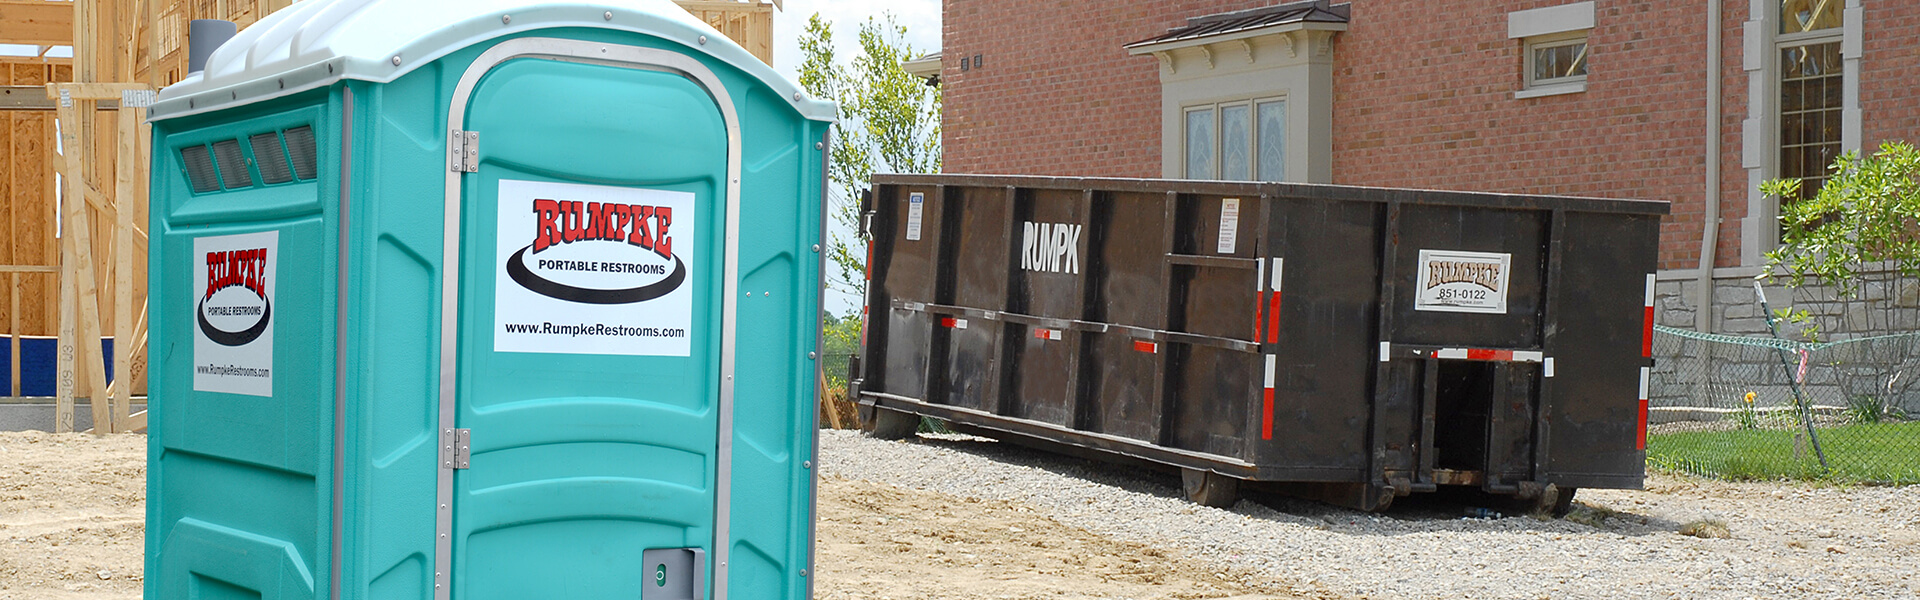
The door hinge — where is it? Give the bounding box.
[441,428,471,469]
[448,129,478,173]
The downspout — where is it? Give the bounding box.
[1695,0,1722,332]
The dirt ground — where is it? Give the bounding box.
[7,429,1912,599]
[0,432,1300,600]
[0,432,146,600]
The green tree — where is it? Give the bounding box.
[797,12,941,307]
[1761,140,1920,337]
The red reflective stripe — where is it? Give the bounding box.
[1466,348,1494,361]
[940,317,957,328]
[1636,399,1650,450]
[864,243,872,281]
[1253,291,1266,341]
[1642,306,1655,357]
[1261,387,1275,440]
[1266,292,1282,344]
[1133,340,1157,353]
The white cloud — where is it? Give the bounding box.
[770,0,941,83]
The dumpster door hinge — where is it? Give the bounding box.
[441,428,471,469]
[448,129,479,173]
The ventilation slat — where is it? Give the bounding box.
[251,132,294,184]
[211,139,252,189]
[283,126,318,181]
[180,145,220,193]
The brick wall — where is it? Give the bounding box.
[943,1,1918,272]
[1861,4,1920,151]
[942,0,1273,178]
[1328,0,1725,271]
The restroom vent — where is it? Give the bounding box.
[180,145,221,193]
[251,132,294,185]
[211,139,253,189]
[284,126,318,181]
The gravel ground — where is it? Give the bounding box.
[819,429,1920,600]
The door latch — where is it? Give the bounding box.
[448,129,478,172]
[441,428,471,469]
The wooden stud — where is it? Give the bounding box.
[111,101,137,432]
[9,273,18,400]
[53,90,111,435]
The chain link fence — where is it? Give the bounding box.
[1648,325,1920,483]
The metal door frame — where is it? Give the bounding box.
[435,37,744,600]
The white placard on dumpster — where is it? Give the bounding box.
[906,192,925,241]
[1217,198,1240,254]
[1414,249,1512,314]
[494,179,695,356]
[192,230,278,397]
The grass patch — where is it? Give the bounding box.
[1678,519,1732,539]
[1648,421,1920,484]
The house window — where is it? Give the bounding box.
[1526,33,1588,89]
[1778,41,1842,202]
[1775,0,1843,204]
[1508,2,1595,99]
[1184,98,1286,181]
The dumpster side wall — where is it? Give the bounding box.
[861,175,1662,501]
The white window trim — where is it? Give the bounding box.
[1519,32,1589,98]
[1739,0,1859,265]
[1508,1,1595,39]
[1509,3,1595,99]
[1182,95,1287,182]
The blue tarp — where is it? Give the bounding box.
[0,337,114,396]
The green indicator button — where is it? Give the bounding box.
[655,564,667,587]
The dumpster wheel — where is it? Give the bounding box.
[1181,468,1240,508]
[864,407,920,440]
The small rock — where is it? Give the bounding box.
[97,570,112,580]
[1816,529,1836,538]
[1826,545,1847,554]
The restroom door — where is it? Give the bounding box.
[441,40,733,600]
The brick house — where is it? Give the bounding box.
[928,0,1919,334]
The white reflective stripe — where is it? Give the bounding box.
[1644,273,1657,306]
[1255,259,1266,292]
[1435,348,1468,360]
[1511,351,1545,363]
[1263,354,1277,388]
[1544,357,1556,377]
[954,319,969,330]
[1271,258,1284,291]
[1638,366,1651,400]
[1049,329,1062,341]
[1379,341,1392,362]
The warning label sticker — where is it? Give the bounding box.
[494,179,695,356]
[193,231,277,397]
[1414,249,1512,314]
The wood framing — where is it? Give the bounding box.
[5,0,779,434]
[0,0,74,47]
[675,0,776,65]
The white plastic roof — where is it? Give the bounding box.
[150,0,834,122]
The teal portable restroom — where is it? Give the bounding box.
[143,1,834,599]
